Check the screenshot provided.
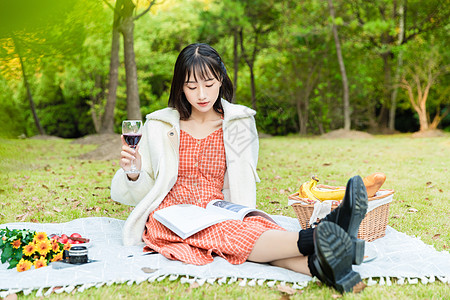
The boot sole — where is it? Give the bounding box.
[315,221,363,293]
[348,176,369,265]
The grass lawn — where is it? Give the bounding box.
[0,134,449,299]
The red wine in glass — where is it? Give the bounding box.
[122,120,142,174]
[123,133,142,149]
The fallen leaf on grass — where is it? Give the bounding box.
[141,267,157,273]
[94,186,109,190]
[5,293,17,300]
[391,214,401,219]
[277,284,296,295]
[322,162,332,166]
[407,208,418,213]
[432,234,441,240]
[189,282,200,289]
[16,213,30,221]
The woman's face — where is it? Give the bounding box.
[183,70,221,116]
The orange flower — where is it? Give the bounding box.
[51,251,63,262]
[23,242,37,256]
[11,239,21,249]
[33,256,47,269]
[16,259,33,272]
[36,239,51,256]
[34,232,47,243]
[63,243,72,251]
[51,240,60,252]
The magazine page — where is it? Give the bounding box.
[207,200,278,224]
[153,204,231,239]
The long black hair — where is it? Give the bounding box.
[168,43,234,120]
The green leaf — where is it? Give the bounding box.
[334,17,344,26]
[1,246,13,263]
[9,259,19,268]
[14,250,23,261]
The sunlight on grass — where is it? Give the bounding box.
[0,135,449,299]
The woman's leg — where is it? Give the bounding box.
[247,230,311,275]
[270,256,311,275]
[247,230,302,262]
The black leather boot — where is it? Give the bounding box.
[321,175,368,265]
[310,221,365,293]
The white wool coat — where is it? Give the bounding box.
[111,99,260,246]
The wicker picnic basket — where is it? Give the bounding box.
[290,185,395,242]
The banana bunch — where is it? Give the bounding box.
[299,176,346,201]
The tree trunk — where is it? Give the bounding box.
[418,110,429,131]
[90,74,105,133]
[14,38,45,135]
[232,29,239,103]
[239,29,257,110]
[296,96,308,135]
[121,0,141,120]
[389,2,405,131]
[328,0,350,130]
[249,65,256,110]
[378,52,392,129]
[429,108,449,130]
[100,0,122,133]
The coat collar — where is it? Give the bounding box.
[145,99,256,127]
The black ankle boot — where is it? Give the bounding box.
[310,221,365,293]
[321,175,368,265]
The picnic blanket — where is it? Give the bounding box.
[1,216,450,297]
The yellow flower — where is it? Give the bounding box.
[34,232,47,243]
[33,256,47,269]
[51,251,63,262]
[11,239,21,249]
[63,243,72,251]
[16,259,33,272]
[51,240,60,252]
[23,242,37,256]
[36,239,51,256]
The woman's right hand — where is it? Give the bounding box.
[119,135,142,181]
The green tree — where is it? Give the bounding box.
[327,0,350,130]
[0,0,88,136]
[399,38,449,131]
[102,0,156,129]
[347,0,450,131]
[238,0,280,110]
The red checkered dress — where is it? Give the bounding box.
[142,128,284,265]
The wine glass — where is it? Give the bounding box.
[122,120,143,174]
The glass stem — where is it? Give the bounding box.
[130,148,137,172]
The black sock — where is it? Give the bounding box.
[297,228,314,256]
[307,253,320,278]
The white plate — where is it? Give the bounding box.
[363,243,378,263]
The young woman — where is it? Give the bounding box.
[111,43,368,293]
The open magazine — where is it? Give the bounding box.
[153,200,279,239]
